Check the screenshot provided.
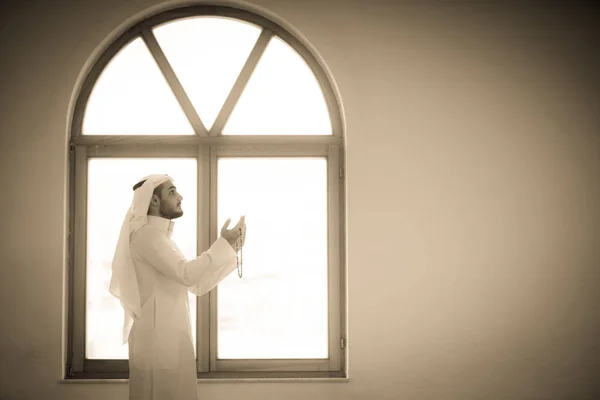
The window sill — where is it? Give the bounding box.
[59,377,350,384]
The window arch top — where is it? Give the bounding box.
[78,9,337,137]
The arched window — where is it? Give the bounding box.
[68,5,345,379]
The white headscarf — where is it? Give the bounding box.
[109,173,173,344]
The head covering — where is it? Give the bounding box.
[109,174,173,344]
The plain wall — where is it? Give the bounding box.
[1,1,599,399]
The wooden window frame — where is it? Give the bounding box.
[66,5,346,380]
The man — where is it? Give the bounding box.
[109,174,245,400]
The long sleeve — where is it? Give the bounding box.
[186,239,240,296]
[131,226,238,288]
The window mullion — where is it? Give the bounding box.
[71,145,88,373]
[80,143,197,158]
[327,144,342,371]
[197,143,211,373]
[70,135,341,147]
[339,147,347,373]
[208,145,219,371]
[212,143,330,157]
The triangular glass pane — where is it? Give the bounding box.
[82,37,194,135]
[223,36,332,135]
[153,17,261,131]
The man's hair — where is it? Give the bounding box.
[132,180,163,197]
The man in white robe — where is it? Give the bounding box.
[109,174,245,400]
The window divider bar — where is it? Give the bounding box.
[141,29,208,136]
[327,145,342,371]
[209,28,273,136]
[338,148,348,374]
[197,144,211,373]
[215,358,333,372]
[84,144,197,158]
[208,147,219,370]
[66,144,77,377]
[197,370,346,379]
[212,143,329,157]
[70,135,341,147]
[71,145,88,372]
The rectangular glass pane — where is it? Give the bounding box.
[86,158,197,359]
[217,158,328,359]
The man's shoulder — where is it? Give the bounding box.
[131,224,164,244]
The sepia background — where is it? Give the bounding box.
[1,0,599,399]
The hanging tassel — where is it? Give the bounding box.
[236,226,244,278]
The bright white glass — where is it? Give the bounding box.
[217,158,329,359]
[82,38,194,135]
[153,17,261,131]
[86,158,197,359]
[223,36,332,135]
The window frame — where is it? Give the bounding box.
[66,5,346,380]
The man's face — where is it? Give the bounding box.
[156,180,184,220]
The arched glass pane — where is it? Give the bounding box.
[223,36,332,135]
[86,158,197,359]
[217,158,329,359]
[153,17,261,131]
[82,38,194,135]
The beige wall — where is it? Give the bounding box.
[1,1,599,399]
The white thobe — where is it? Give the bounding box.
[127,215,238,400]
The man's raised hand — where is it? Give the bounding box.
[220,216,246,251]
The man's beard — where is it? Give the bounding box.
[160,204,183,219]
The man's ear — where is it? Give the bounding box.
[150,193,160,206]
